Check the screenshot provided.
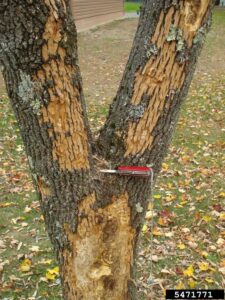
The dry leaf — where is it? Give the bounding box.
[29,246,40,252]
[175,281,185,289]
[177,243,186,250]
[46,266,59,281]
[218,267,225,275]
[205,277,214,283]
[183,265,194,277]
[188,278,196,289]
[198,262,209,271]
[152,227,163,236]
[142,224,148,234]
[20,258,32,272]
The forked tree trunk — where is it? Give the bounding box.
[0,0,215,299]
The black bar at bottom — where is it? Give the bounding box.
[166,290,224,300]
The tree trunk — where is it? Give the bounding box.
[0,0,215,299]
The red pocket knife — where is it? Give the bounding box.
[100,166,152,177]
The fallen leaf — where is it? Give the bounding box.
[162,163,169,171]
[187,241,198,249]
[142,224,148,234]
[188,278,196,289]
[177,243,186,250]
[20,258,32,272]
[183,265,194,277]
[145,211,154,220]
[217,238,225,247]
[152,227,163,236]
[201,251,209,258]
[40,259,52,265]
[219,213,225,220]
[218,192,225,198]
[0,240,6,249]
[208,245,217,251]
[175,281,185,289]
[46,266,59,281]
[161,268,172,275]
[40,215,44,221]
[165,231,174,237]
[152,255,159,262]
[46,272,56,281]
[39,276,48,282]
[165,194,176,202]
[202,215,212,222]
[218,267,225,275]
[29,246,40,252]
[198,262,209,271]
[24,206,32,213]
[181,228,190,234]
[158,217,167,227]
[220,259,225,267]
[205,277,214,284]
[0,202,16,208]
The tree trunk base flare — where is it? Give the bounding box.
[60,192,135,300]
[0,0,215,299]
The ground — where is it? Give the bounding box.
[0,8,225,300]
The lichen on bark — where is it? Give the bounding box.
[18,71,43,114]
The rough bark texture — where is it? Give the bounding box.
[0,0,215,299]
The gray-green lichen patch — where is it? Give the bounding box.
[18,71,43,115]
[167,25,177,42]
[194,15,212,46]
[30,98,42,114]
[18,71,35,101]
[172,0,179,7]
[32,173,38,183]
[193,27,207,45]
[146,43,159,58]
[176,29,185,52]
[135,202,143,213]
[128,104,145,121]
[28,155,34,170]
[167,25,185,52]
[0,63,4,72]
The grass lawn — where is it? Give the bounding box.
[0,8,225,300]
[124,1,141,12]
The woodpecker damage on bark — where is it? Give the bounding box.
[0,0,215,299]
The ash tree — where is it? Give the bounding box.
[0,0,215,299]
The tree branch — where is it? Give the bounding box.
[0,0,95,252]
[97,0,214,174]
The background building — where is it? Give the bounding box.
[71,0,124,31]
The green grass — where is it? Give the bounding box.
[212,7,225,25]
[124,1,141,12]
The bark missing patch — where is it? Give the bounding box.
[63,192,135,300]
[181,0,211,47]
[183,0,210,32]
[36,1,90,170]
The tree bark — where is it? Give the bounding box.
[0,0,215,299]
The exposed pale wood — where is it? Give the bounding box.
[36,2,90,170]
[63,192,135,300]
[124,2,211,156]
